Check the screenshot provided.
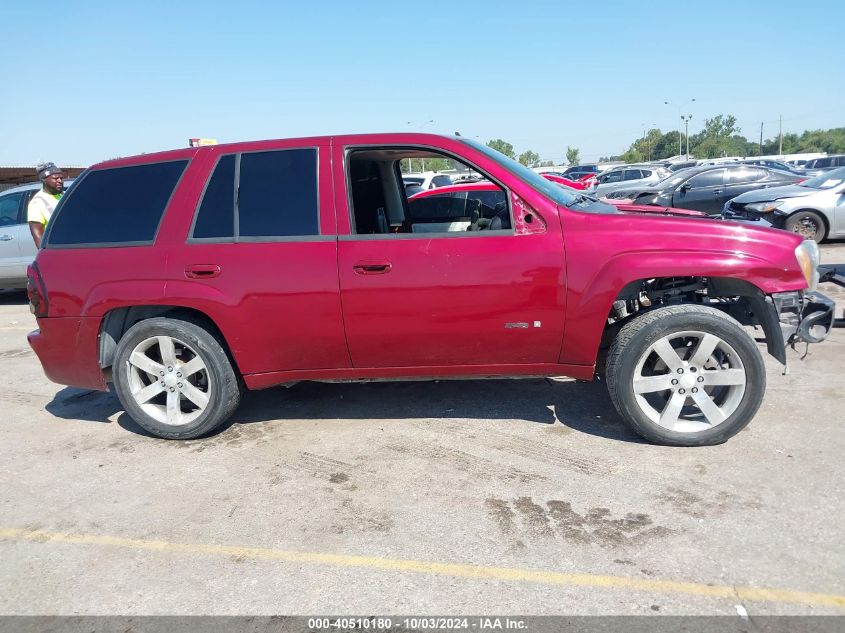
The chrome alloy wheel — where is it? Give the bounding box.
[126,336,212,426]
[632,331,747,433]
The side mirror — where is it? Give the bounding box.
[680,183,691,192]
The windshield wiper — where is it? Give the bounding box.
[568,193,596,207]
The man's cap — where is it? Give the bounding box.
[36,162,64,180]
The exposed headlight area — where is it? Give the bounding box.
[745,200,785,214]
[794,239,820,290]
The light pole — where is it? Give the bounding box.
[407,120,435,172]
[680,114,693,160]
[664,98,695,158]
[641,122,658,161]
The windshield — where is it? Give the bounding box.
[460,138,578,206]
[799,167,845,189]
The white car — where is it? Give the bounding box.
[402,171,453,190]
[590,165,670,197]
[0,180,72,289]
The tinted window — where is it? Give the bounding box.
[472,190,507,209]
[238,149,318,238]
[623,169,642,181]
[431,175,453,188]
[836,157,845,167]
[47,161,187,246]
[686,170,724,188]
[726,167,764,184]
[602,171,623,183]
[0,192,23,226]
[193,155,235,239]
[409,193,469,220]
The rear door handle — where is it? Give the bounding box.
[713,189,723,194]
[353,261,392,275]
[0,235,13,241]
[185,264,221,279]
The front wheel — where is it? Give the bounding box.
[112,317,242,439]
[784,210,826,243]
[605,305,766,446]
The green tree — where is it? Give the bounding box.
[400,157,455,173]
[518,150,540,168]
[566,146,580,166]
[486,139,515,159]
[538,160,555,167]
[688,115,743,158]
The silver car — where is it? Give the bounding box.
[723,167,845,242]
[0,181,72,289]
[590,165,669,197]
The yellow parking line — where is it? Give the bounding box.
[1,526,843,609]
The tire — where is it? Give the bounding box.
[784,210,826,243]
[605,304,766,446]
[112,316,242,439]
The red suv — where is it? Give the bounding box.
[27,134,834,446]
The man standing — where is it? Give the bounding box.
[27,162,65,248]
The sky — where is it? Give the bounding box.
[2,0,843,167]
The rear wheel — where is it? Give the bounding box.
[606,305,766,446]
[112,317,241,439]
[784,210,826,243]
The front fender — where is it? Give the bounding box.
[559,247,807,367]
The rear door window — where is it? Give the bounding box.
[623,169,642,181]
[190,149,319,241]
[46,160,188,247]
[686,170,725,189]
[238,149,319,239]
[726,168,765,184]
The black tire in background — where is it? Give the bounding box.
[112,316,242,440]
[605,304,766,447]
[784,210,826,243]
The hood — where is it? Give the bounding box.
[733,184,816,203]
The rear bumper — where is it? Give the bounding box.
[27,317,108,391]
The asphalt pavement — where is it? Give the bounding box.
[0,243,843,616]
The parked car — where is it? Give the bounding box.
[27,133,833,447]
[609,165,803,215]
[668,160,698,172]
[402,171,453,191]
[0,180,73,289]
[540,173,589,190]
[723,167,845,242]
[589,165,670,197]
[411,182,707,218]
[559,164,599,180]
[741,159,806,176]
[803,155,845,172]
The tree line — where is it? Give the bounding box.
[399,118,844,173]
[605,116,845,163]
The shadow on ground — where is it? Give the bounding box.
[44,378,641,444]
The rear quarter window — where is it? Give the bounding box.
[46,160,188,247]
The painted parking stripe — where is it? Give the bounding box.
[1,526,843,609]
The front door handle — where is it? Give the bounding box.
[0,235,13,241]
[353,261,392,275]
[185,264,221,279]
[713,189,723,194]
